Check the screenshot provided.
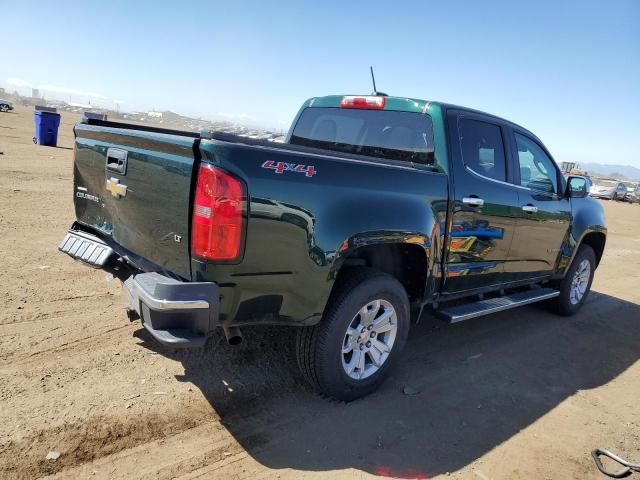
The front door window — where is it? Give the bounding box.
[514,133,558,194]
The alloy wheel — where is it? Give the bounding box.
[569,259,590,305]
[341,299,398,380]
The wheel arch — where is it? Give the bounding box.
[328,233,436,318]
[558,227,607,277]
[580,231,606,267]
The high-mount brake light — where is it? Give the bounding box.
[340,96,386,110]
[192,164,245,262]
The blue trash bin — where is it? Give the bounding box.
[33,111,61,147]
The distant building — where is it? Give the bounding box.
[147,111,163,118]
[68,102,92,109]
[32,88,40,98]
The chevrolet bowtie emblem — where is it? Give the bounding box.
[106,177,127,198]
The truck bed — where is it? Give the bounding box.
[80,117,436,170]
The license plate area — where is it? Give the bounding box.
[58,230,115,267]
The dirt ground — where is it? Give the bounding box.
[1,105,639,480]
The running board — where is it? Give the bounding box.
[438,288,560,323]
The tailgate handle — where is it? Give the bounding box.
[106,148,128,175]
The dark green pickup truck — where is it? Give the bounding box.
[60,94,606,400]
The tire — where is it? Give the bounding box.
[0,104,8,113]
[550,244,596,316]
[296,269,410,401]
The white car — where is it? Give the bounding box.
[589,179,627,200]
[624,184,640,203]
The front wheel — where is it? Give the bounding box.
[296,270,410,401]
[550,244,596,315]
[0,104,9,113]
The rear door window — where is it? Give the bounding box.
[290,107,435,165]
[458,118,507,182]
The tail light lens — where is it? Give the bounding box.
[192,164,245,262]
[340,96,386,109]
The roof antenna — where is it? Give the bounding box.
[370,66,387,96]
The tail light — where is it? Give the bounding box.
[340,96,386,110]
[192,163,245,262]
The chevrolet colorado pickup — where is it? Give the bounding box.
[60,94,606,400]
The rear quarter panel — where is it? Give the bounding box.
[194,141,449,326]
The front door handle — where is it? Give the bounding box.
[462,197,484,207]
[522,205,538,213]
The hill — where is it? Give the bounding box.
[578,162,640,180]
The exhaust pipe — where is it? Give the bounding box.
[223,326,243,346]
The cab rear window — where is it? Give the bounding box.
[290,107,435,165]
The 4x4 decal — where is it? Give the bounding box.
[262,160,317,178]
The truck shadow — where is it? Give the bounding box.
[135,291,640,478]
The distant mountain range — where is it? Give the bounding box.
[577,162,640,180]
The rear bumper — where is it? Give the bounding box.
[59,229,219,348]
[123,272,219,348]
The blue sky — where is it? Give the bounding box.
[1,0,639,166]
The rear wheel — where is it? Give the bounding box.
[550,244,596,315]
[296,270,410,401]
[0,104,9,113]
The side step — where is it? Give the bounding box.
[438,288,560,323]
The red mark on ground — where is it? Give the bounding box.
[373,465,430,479]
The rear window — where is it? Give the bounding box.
[289,107,435,165]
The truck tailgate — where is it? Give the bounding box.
[73,123,197,279]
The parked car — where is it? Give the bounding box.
[625,185,640,204]
[589,179,627,200]
[59,94,607,400]
[0,99,14,113]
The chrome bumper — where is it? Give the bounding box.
[60,229,220,348]
[124,272,219,348]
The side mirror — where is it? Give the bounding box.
[566,176,589,198]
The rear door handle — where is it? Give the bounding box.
[522,205,538,213]
[462,197,484,207]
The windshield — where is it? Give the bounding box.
[594,180,618,188]
[290,107,435,165]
